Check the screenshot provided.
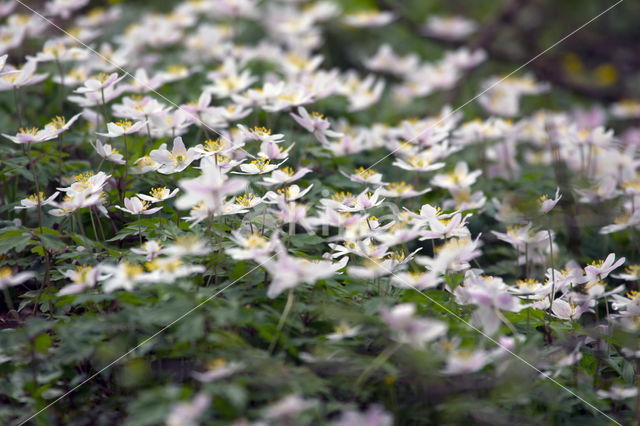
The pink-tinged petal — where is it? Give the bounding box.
[115,205,132,215]
[172,136,186,153]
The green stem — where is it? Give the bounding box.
[3,288,19,320]
[356,342,402,388]
[123,133,129,183]
[268,288,295,353]
[54,57,65,114]
[26,144,44,233]
[101,88,109,130]
[13,86,23,127]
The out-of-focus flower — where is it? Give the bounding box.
[0,60,48,91]
[58,265,100,296]
[193,359,243,382]
[131,240,163,261]
[424,15,477,40]
[382,303,447,347]
[331,405,393,426]
[166,393,210,426]
[326,323,361,341]
[263,249,348,298]
[0,267,34,289]
[343,10,394,27]
[263,394,317,421]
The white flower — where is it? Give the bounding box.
[263,249,348,298]
[584,253,625,283]
[166,393,210,426]
[115,196,162,215]
[343,10,394,27]
[175,158,248,213]
[237,157,284,175]
[3,126,57,144]
[0,60,48,91]
[258,166,311,186]
[92,139,125,164]
[290,107,343,143]
[15,192,59,210]
[0,267,34,290]
[97,119,147,138]
[131,240,163,261]
[74,72,124,94]
[424,15,477,40]
[100,262,145,292]
[327,324,361,341]
[192,359,244,382]
[58,265,101,296]
[381,303,447,347]
[45,0,89,19]
[597,386,638,401]
[226,232,276,262]
[137,187,179,203]
[149,137,201,174]
[539,188,562,214]
[551,299,590,321]
[263,394,317,420]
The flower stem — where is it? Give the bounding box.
[54,57,65,114]
[268,288,295,353]
[123,133,129,183]
[26,144,44,233]
[13,86,23,127]
[3,288,19,320]
[356,342,402,388]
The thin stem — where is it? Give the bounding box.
[122,133,129,183]
[145,114,152,143]
[495,309,519,336]
[54,57,65,114]
[89,207,99,240]
[3,288,19,320]
[13,86,23,127]
[268,288,295,353]
[101,88,109,130]
[356,342,402,388]
[26,144,44,233]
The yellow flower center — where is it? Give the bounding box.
[331,191,353,202]
[48,116,66,129]
[150,187,168,199]
[19,127,39,136]
[0,267,12,279]
[115,119,133,130]
[387,181,413,193]
[235,193,256,207]
[123,263,143,279]
[251,126,271,137]
[355,167,376,178]
[27,192,45,203]
[245,233,267,248]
